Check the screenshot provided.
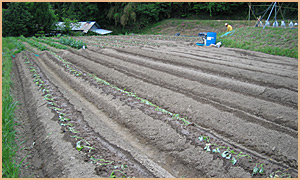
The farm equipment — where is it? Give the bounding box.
[196,32,207,46]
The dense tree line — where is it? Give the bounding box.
[2,2,298,37]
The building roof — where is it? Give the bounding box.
[56,21,112,35]
[91,29,112,35]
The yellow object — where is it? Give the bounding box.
[226,25,233,32]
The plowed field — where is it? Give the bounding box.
[13,35,298,178]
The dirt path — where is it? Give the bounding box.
[13,36,298,178]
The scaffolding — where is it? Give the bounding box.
[248,2,298,29]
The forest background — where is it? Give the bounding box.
[2,2,298,37]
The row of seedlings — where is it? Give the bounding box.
[23,53,130,178]
[31,37,69,50]
[19,36,48,51]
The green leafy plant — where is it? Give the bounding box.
[59,37,87,49]
[20,36,49,51]
[198,135,210,143]
[204,143,211,152]
[32,37,68,49]
[90,156,113,166]
[109,170,127,178]
[269,170,291,178]
[252,163,264,176]
[76,141,84,151]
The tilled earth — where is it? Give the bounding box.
[13,35,297,178]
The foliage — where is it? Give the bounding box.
[2,3,35,37]
[28,2,57,35]
[192,2,247,16]
[32,37,68,49]
[59,17,81,35]
[2,2,57,37]
[51,2,100,22]
[2,2,298,36]
[20,35,49,51]
[59,37,87,49]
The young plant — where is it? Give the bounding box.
[252,163,264,176]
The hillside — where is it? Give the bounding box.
[140,19,298,58]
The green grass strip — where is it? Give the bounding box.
[218,27,298,58]
[2,37,25,178]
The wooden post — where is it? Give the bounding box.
[248,3,251,22]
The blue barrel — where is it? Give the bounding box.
[206,32,217,46]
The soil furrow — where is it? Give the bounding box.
[113,47,297,91]
[170,46,298,68]
[58,50,297,169]
[107,47,297,107]
[70,48,297,133]
[93,47,297,108]
[28,51,160,178]
[44,50,298,177]
[14,35,298,178]
[37,51,256,178]
[85,36,298,66]
[14,51,101,178]
[167,49,297,75]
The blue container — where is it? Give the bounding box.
[206,32,217,46]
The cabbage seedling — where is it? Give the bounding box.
[76,141,83,151]
[90,156,113,165]
[252,163,260,176]
[259,164,264,175]
[231,157,237,165]
[204,143,211,152]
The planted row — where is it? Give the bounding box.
[24,54,129,178]
[198,134,292,178]
[40,37,60,43]
[19,36,48,51]
[32,37,68,50]
[59,37,87,49]
[25,56,92,152]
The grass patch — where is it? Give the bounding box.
[140,19,297,58]
[140,19,254,35]
[2,37,25,177]
[218,27,298,58]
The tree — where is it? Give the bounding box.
[2,2,57,37]
[2,2,35,37]
[192,2,246,16]
[60,17,80,35]
[28,2,57,36]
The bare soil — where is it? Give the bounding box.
[13,35,297,178]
